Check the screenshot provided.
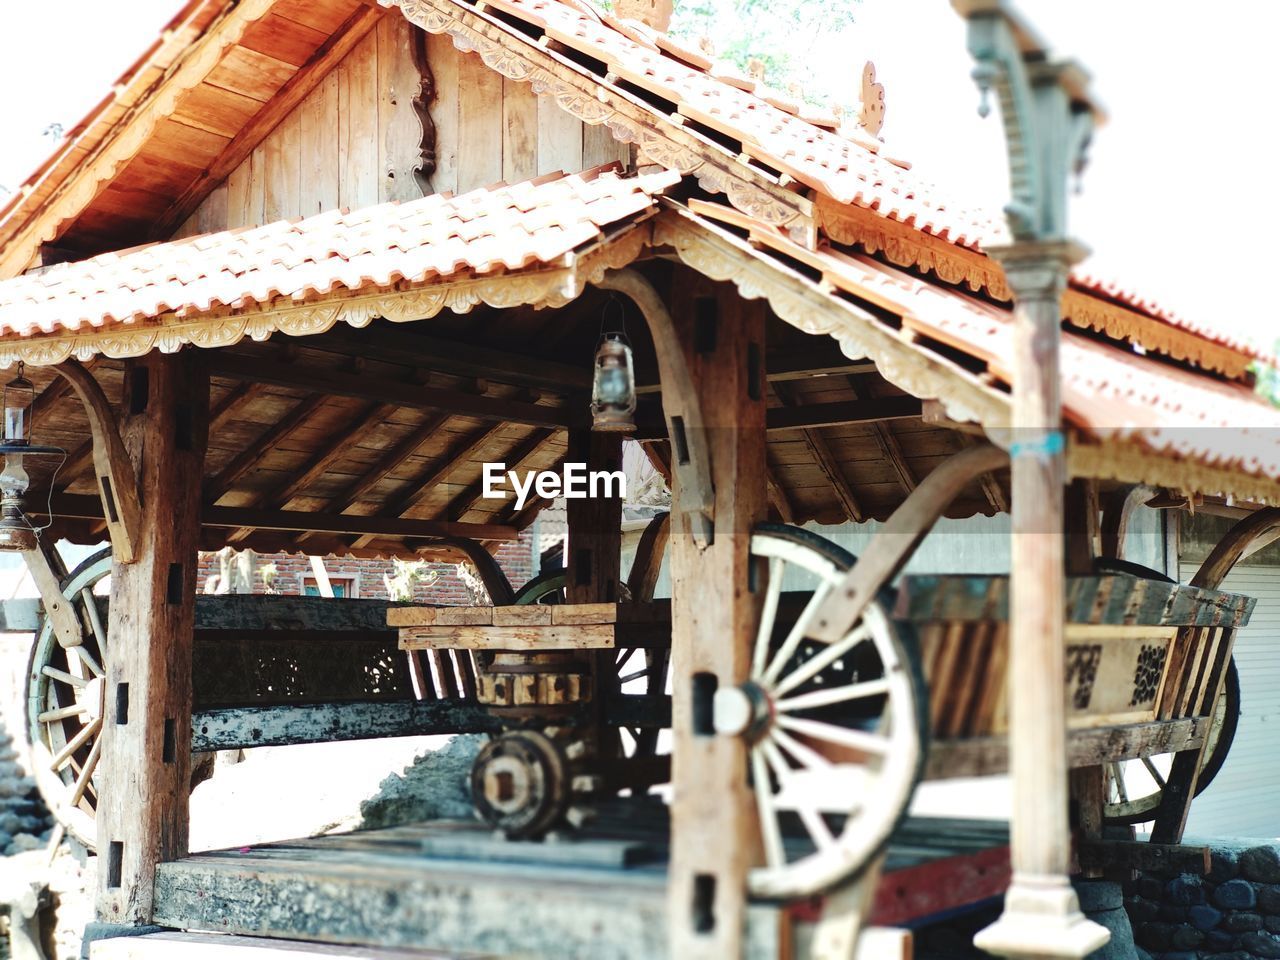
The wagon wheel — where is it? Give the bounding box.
[24,546,113,848]
[1103,657,1240,826]
[713,525,927,899]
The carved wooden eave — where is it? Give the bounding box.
[815,195,1253,380]
[653,205,1011,431]
[0,0,281,281]
[1069,437,1280,509]
[382,0,814,239]
[0,226,649,368]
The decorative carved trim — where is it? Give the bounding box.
[817,194,1251,379]
[409,24,438,195]
[1069,437,1280,508]
[383,0,810,233]
[654,206,1011,431]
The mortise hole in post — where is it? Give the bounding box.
[747,342,761,402]
[129,368,149,415]
[166,563,183,605]
[692,873,716,933]
[692,672,717,736]
[163,718,176,764]
[100,477,119,524]
[107,841,123,888]
[671,416,690,466]
[694,298,718,354]
[175,403,193,451]
[748,554,764,594]
[115,683,129,725]
[574,548,593,587]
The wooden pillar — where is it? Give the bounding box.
[667,279,767,958]
[96,351,208,926]
[975,245,1108,958]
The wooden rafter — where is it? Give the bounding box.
[847,376,915,495]
[436,428,561,523]
[764,396,921,434]
[348,421,510,549]
[225,401,398,542]
[958,433,1009,514]
[208,354,578,429]
[765,462,796,524]
[771,381,863,523]
[205,393,327,503]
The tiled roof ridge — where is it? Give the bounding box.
[503,0,1270,369]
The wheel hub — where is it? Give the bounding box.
[470,730,572,838]
[712,681,772,741]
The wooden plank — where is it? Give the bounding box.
[339,27,380,209]
[0,597,42,633]
[1077,840,1210,877]
[454,47,503,192]
[582,119,627,168]
[378,15,428,204]
[398,623,616,651]
[551,602,617,625]
[388,606,493,627]
[502,77,539,184]
[191,698,500,750]
[492,605,553,625]
[97,352,209,924]
[90,931,460,959]
[300,69,341,218]
[425,32,459,194]
[764,397,922,432]
[924,716,1210,781]
[536,89,584,176]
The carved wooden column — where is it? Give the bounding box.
[95,351,208,927]
[667,278,767,958]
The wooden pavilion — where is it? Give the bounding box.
[2,0,1279,957]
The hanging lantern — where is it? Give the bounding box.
[0,363,66,551]
[591,332,637,433]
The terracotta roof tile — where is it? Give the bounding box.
[0,166,677,337]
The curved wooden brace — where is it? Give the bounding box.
[1191,506,1280,590]
[55,359,142,563]
[437,537,516,606]
[626,511,671,602]
[809,443,1011,643]
[596,269,714,546]
[21,538,82,649]
[1099,484,1153,561]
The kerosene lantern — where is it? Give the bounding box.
[0,362,66,551]
[590,331,637,432]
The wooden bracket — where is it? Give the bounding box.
[809,443,1010,643]
[54,359,142,563]
[21,538,81,649]
[597,270,714,546]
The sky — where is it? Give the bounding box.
[0,1,1276,350]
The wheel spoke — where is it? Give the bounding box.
[773,623,873,697]
[80,588,108,655]
[751,748,786,870]
[775,678,891,714]
[1141,757,1167,790]
[39,704,87,724]
[68,736,101,806]
[762,580,835,686]
[797,804,837,851]
[615,647,635,667]
[618,668,650,685]
[752,557,785,678]
[770,727,833,770]
[50,717,100,772]
[73,645,104,678]
[776,715,889,755]
[42,665,87,688]
[1110,762,1129,803]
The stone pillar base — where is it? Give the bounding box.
[974,874,1112,959]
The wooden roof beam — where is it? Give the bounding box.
[772,382,864,523]
[207,353,580,429]
[847,376,916,495]
[636,344,880,394]
[204,393,328,503]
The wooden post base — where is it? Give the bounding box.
[973,875,1109,959]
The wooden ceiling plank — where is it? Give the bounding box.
[764,396,921,433]
[772,382,863,523]
[847,375,916,495]
[443,428,561,522]
[207,353,578,429]
[209,382,266,431]
[154,4,385,239]
[205,393,328,503]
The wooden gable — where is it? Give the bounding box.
[176,13,628,236]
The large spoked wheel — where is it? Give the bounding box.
[715,525,927,899]
[24,547,114,849]
[1103,657,1240,826]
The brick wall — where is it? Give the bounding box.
[194,534,536,602]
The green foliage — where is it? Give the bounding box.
[667,0,859,99]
